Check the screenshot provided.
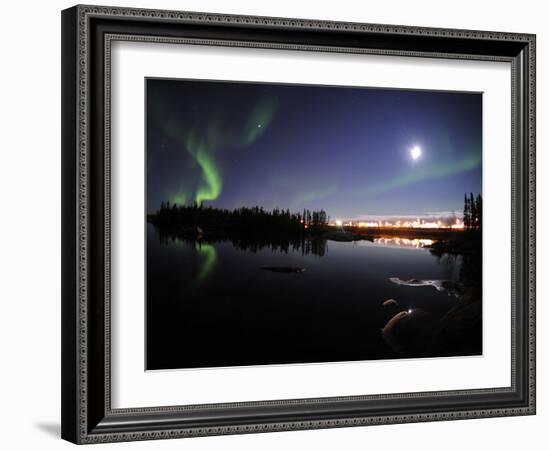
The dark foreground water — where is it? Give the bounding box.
[146,224,481,370]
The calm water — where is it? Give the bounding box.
[146,224,469,370]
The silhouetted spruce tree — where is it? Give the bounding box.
[463,193,470,228]
[469,193,476,228]
[475,194,482,230]
[151,201,334,237]
[463,192,482,231]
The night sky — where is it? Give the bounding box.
[146,78,482,220]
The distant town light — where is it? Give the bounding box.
[329,218,465,229]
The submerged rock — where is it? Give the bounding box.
[320,230,375,242]
[380,287,482,357]
[382,299,399,307]
[261,266,306,274]
[431,288,482,356]
[381,308,439,356]
[389,277,463,297]
[321,230,357,242]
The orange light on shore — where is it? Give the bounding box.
[451,218,465,229]
[329,218,465,230]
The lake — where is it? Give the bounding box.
[146,223,480,370]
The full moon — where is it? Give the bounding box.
[410,145,422,161]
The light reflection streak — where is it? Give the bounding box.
[329,218,464,229]
[372,237,434,249]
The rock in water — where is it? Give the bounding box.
[261,266,305,274]
[382,299,399,307]
[381,309,438,356]
[389,277,463,297]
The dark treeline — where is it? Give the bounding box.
[150,201,330,235]
[462,193,482,287]
[157,230,328,257]
[463,192,482,230]
[430,192,482,288]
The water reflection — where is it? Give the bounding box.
[194,242,217,283]
[372,237,434,248]
[156,228,328,257]
[432,252,461,281]
[147,223,481,369]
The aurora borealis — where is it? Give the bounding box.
[146,79,482,219]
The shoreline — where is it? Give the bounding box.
[340,226,465,241]
[148,220,480,256]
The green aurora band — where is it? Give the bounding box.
[170,192,187,206]
[153,96,275,206]
[290,185,337,209]
[361,149,481,197]
[195,149,222,205]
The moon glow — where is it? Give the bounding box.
[410,145,422,161]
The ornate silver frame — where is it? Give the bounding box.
[61,4,536,444]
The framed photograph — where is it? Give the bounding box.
[61,5,536,444]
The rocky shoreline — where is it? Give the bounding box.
[381,283,482,358]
